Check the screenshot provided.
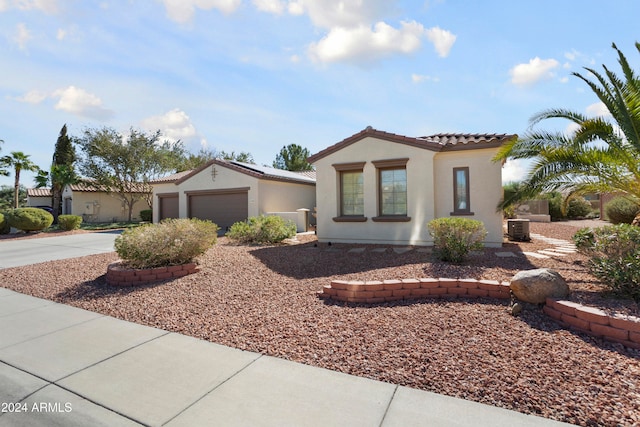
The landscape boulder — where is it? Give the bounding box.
[509,268,569,304]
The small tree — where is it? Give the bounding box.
[219,150,255,164]
[273,144,313,171]
[0,152,40,208]
[74,127,185,221]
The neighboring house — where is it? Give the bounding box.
[26,188,53,208]
[308,127,517,247]
[60,182,149,223]
[151,159,316,231]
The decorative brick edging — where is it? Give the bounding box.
[318,278,640,350]
[106,261,199,286]
[544,298,640,350]
[317,278,511,304]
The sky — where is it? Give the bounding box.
[1,0,639,188]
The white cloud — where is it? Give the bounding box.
[252,0,285,14]
[502,159,529,184]
[0,0,57,13]
[141,108,200,145]
[411,73,439,83]
[309,20,429,64]
[425,26,455,57]
[12,23,32,50]
[510,57,559,86]
[292,0,392,29]
[586,101,610,118]
[52,86,114,120]
[161,0,241,24]
[14,89,47,104]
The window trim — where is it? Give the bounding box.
[332,162,367,222]
[372,158,410,221]
[451,166,474,216]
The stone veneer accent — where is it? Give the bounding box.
[106,261,199,286]
[318,278,640,350]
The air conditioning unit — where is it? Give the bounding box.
[507,219,530,241]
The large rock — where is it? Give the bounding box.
[510,268,569,304]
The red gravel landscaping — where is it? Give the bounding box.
[0,221,638,426]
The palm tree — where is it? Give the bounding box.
[35,164,79,222]
[494,42,640,213]
[0,151,40,208]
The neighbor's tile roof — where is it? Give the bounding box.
[307,127,517,163]
[149,170,193,184]
[174,159,316,186]
[27,188,51,197]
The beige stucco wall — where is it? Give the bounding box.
[27,195,52,207]
[433,148,504,247]
[62,186,148,223]
[313,137,505,247]
[313,136,437,246]
[258,180,316,214]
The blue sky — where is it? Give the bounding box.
[1,0,639,189]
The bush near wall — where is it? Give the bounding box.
[0,212,9,234]
[5,208,53,232]
[114,218,219,269]
[427,217,487,263]
[227,215,296,244]
[604,197,640,224]
[140,209,152,222]
[58,215,83,231]
[574,224,640,301]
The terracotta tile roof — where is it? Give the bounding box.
[294,170,317,180]
[67,181,149,193]
[27,188,52,197]
[174,159,316,186]
[307,127,517,163]
[149,170,193,184]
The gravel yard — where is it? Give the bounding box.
[1,221,639,426]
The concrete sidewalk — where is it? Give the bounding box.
[0,231,120,269]
[0,288,572,427]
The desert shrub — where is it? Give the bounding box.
[227,215,296,244]
[541,191,564,221]
[114,218,219,268]
[5,208,53,232]
[58,214,83,230]
[566,196,594,219]
[573,224,640,301]
[427,217,487,263]
[0,212,9,234]
[140,209,152,222]
[604,197,640,224]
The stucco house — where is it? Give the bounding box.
[27,183,150,222]
[151,159,316,231]
[308,127,517,247]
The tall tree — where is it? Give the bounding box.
[35,164,79,218]
[0,151,40,208]
[175,147,217,171]
[219,150,255,164]
[49,124,77,221]
[74,127,185,221]
[273,144,313,171]
[494,42,640,214]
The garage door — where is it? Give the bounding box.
[158,194,179,221]
[188,190,248,230]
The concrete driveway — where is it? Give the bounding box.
[0,231,120,269]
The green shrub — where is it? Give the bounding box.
[114,218,219,269]
[5,208,53,232]
[541,191,564,221]
[573,224,640,301]
[604,196,640,224]
[58,214,83,231]
[566,196,594,219]
[140,209,152,222]
[227,215,296,244]
[427,217,487,263]
[0,212,9,234]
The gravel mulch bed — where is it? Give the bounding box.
[1,221,639,426]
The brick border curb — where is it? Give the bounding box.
[318,278,640,350]
[544,298,640,350]
[106,261,199,286]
